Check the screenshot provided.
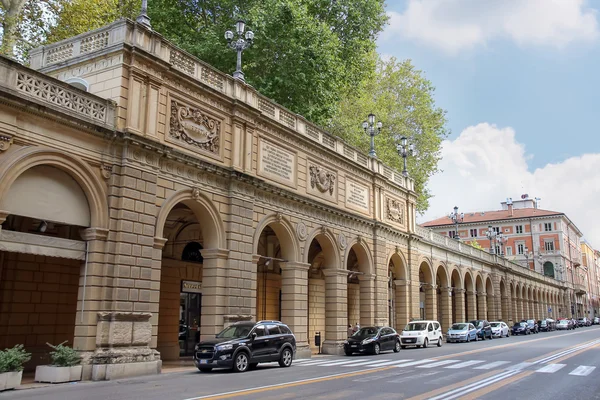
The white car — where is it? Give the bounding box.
[490,321,509,338]
[400,320,443,349]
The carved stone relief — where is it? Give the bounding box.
[309,164,336,195]
[0,134,13,152]
[296,222,307,241]
[169,100,220,154]
[386,197,405,224]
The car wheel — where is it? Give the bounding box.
[394,341,401,353]
[233,352,249,373]
[197,368,212,373]
[373,343,381,355]
[279,347,293,368]
[345,350,353,356]
[437,338,443,347]
[423,339,429,348]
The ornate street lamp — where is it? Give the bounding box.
[450,206,464,240]
[524,246,530,268]
[362,113,382,157]
[136,0,152,28]
[225,20,254,81]
[486,225,498,254]
[497,233,507,256]
[396,136,415,177]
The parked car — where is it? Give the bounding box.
[193,320,296,373]
[490,321,510,338]
[400,320,443,349]
[572,318,578,328]
[556,319,572,330]
[594,317,599,325]
[344,326,400,356]
[539,319,556,332]
[446,322,478,343]
[469,320,493,340]
[525,319,539,334]
[512,322,530,335]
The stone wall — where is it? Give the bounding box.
[308,278,325,353]
[256,271,282,321]
[0,252,80,370]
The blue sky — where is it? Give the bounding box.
[377,0,600,246]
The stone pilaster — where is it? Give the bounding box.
[199,248,230,340]
[358,274,375,326]
[477,292,487,320]
[439,287,452,332]
[454,289,466,323]
[466,291,477,320]
[501,295,510,323]
[425,285,436,321]
[280,261,311,359]
[394,279,409,331]
[321,269,348,355]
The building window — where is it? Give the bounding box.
[505,247,513,256]
[515,225,523,234]
[544,223,552,232]
[544,241,555,252]
[495,245,501,255]
[493,227,500,234]
[449,230,456,238]
[469,229,477,238]
[517,243,525,255]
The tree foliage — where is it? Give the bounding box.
[329,56,449,212]
[466,239,484,250]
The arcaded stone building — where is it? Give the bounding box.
[0,19,570,380]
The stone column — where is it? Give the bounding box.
[439,287,452,332]
[394,280,409,331]
[76,227,109,380]
[501,295,510,323]
[321,269,348,355]
[199,248,230,340]
[280,261,311,359]
[466,291,477,320]
[477,292,487,320]
[425,285,437,321]
[358,274,375,326]
[454,289,466,323]
[517,298,523,321]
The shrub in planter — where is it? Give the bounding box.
[0,344,31,391]
[35,342,83,384]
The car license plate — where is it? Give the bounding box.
[351,345,357,347]
[199,360,207,364]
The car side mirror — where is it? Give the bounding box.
[251,332,257,340]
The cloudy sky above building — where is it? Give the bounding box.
[378,0,600,247]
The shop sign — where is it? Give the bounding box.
[181,280,202,293]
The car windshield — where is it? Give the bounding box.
[540,321,547,326]
[490,323,500,327]
[404,323,427,331]
[559,320,568,324]
[451,323,467,330]
[514,322,526,327]
[215,324,252,339]
[526,320,534,323]
[352,327,379,338]
[470,320,483,328]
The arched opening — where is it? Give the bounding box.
[346,242,372,329]
[543,262,555,278]
[419,262,434,320]
[0,165,92,371]
[436,265,450,331]
[476,275,485,320]
[256,226,283,322]
[485,278,494,321]
[450,269,463,323]
[306,231,338,354]
[464,272,476,320]
[389,253,408,331]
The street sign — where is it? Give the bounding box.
[548,307,552,313]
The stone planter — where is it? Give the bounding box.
[0,371,23,391]
[35,365,82,383]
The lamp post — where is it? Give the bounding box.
[524,246,530,269]
[396,137,415,177]
[486,225,497,255]
[362,113,382,157]
[225,20,254,81]
[136,0,152,28]
[497,233,507,256]
[537,253,543,275]
[450,206,464,240]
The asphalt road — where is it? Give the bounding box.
[5,326,600,400]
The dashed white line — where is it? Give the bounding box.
[569,366,596,376]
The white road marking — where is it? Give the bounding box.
[506,362,534,371]
[417,360,461,369]
[536,363,566,373]
[365,359,415,367]
[393,359,437,368]
[316,359,384,367]
[346,359,404,367]
[444,360,486,369]
[428,370,519,400]
[473,361,511,370]
[569,366,596,376]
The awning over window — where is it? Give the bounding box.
[0,230,85,260]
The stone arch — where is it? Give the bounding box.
[344,238,374,275]
[64,77,90,91]
[303,227,340,269]
[388,251,409,330]
[464,270,476,320]
[0,146,109,230]
[435,263,451,331]
[449,267,463,323]
[156,188,226,249]
[418,259,434,320]
[388,251,408,281]
[253,213,299,262]
[485,276,494,321]
[475,274,485,320]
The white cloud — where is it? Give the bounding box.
[418,123,600,248]
[382,0,599,54]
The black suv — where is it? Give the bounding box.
[193,320,296,373]
[469,320,493,340]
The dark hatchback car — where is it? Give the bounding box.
[469,320,493,340]
[512,322,530,335]
[193,320,296,373]
[344,326,401,356]
[524,319,539,334]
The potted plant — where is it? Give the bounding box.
[0,344,31,391]
[34,342,82,384]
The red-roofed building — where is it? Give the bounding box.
[421,196,584,308]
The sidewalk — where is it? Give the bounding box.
[9,354,332,392]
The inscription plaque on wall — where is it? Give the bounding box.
[258,139,296,187]
[345,178,370,213]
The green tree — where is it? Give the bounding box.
[466,239,484,250]
[329,56,449,212]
